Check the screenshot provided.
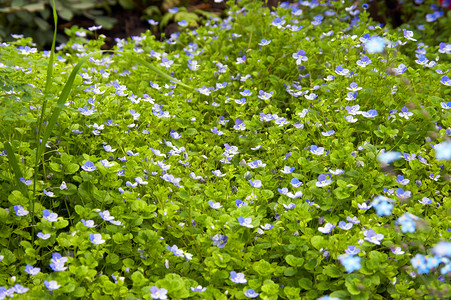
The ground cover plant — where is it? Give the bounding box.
[0,0,451,299]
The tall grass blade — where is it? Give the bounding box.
[36,52,100,163]
[4,142,28,197]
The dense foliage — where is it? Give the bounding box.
[0,0,450,299]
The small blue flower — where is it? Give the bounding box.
[19,177,32,185]
[178,20,188,27]
[230,271,247,283]
[212,234,228,248]
[81,161,97,172]
[318,223,336,234]
[24,264,40,275]
[238,216,253,228]
[208,200,222,209]
[441,75,451,86]
[235,199,248,207]
[44,280,61,290]
[43,209,58,222]
[244,289,259,298]
[89,233,105,245]
[37,232,51,240]
[14,205,29,217]
[190,285,206,292]
[258,39,271,46]
[338,221,353,230]
[335,65,350,76]
[345,246,360,255]
[316,174,333,187]
[249,180,262,188]
[150,286,168,299]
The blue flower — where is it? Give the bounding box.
[335,65,350,76]
[338,221,353,230]
[318,223,335,234]
[89,233,105,245]
[244,289,259,298]
[281,166,295,173]
[190,285,206,292]
[212,234,228,248]
[150,286,168,299]
[238,217,253,228]
[24,264,40,275]
[235,199,248,207]
[37,232,51,240]
[371,196,394,217]
[249,180,262,188]
[230,271,247,283]
[208,200,222,209]
[363,230,384,245]
[290,178,302,187]
[338,254,361,272]
[14,205,29,217]
[316,174,333,187]
[81,161,97,172]
[258,39,271,46]
[310,145,325,155]
[42,209,58,222]
[49,253,68,272]
[362,109,377,118]
[365,36,386,53]
[345,246,360,255]
[441,75,451,86]
[81,219,96,228]
[396,175,410,185]
[19,177,32,185]
[13,284,28,294]
[233,118,246,131]
[44,280,61,290]
[178,20,188,27]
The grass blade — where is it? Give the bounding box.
[4,142,28,197]
[36,52,101,163]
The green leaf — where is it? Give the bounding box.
[285,255,304,267]
[323,265,341,278]
[298,278,312,290]
[311,236,326,250]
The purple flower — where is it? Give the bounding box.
[81,219,96,228]
[335,65,349,76]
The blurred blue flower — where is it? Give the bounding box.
[89,233,105,245]
[338,254,361,272]
[238,217,253,228]
[365,36,386,53]
[14,205,29,217]
[43,209,58,222]
[24,264,40,275]
[244,289,259,298]
[44,280,61,290]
